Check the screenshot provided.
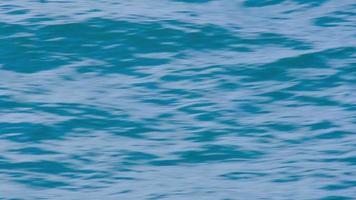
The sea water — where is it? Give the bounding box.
[0,0,355,199]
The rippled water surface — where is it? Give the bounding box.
[1,0,356,199]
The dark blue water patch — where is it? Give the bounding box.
[244,0,329,7]
[124,151,159,162]
[185,129,237,142]
[1,123,61,142]
[319,196,354,200]
[220,171,268,180]
[150,145,264,166]
[54,117,158,139]
[5,8,30,15]
[319,157,356,166]
[315,16,351,27]
[272,175,301,183]
[241,32,313,50]
[9,147,58,155]
[173,0,212,3]
[320,180,356,191]
[239,47,356,86]
[0,160,88,174]
[310,120,338,130]
[0,25,70,72]
[294,0,329,7]
[15,177,69,188]
[243,0,286,7]
[1,18,314,73]
[293,95,341,106]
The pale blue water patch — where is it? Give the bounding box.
[0,0,355,199]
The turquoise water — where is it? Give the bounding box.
[0,0,355,199]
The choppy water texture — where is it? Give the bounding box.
[0,0,356,199]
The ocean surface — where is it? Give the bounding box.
[0,0,355,199]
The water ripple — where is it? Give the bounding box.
[0,0,355,199]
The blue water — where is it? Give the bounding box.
[0,0,355,199]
